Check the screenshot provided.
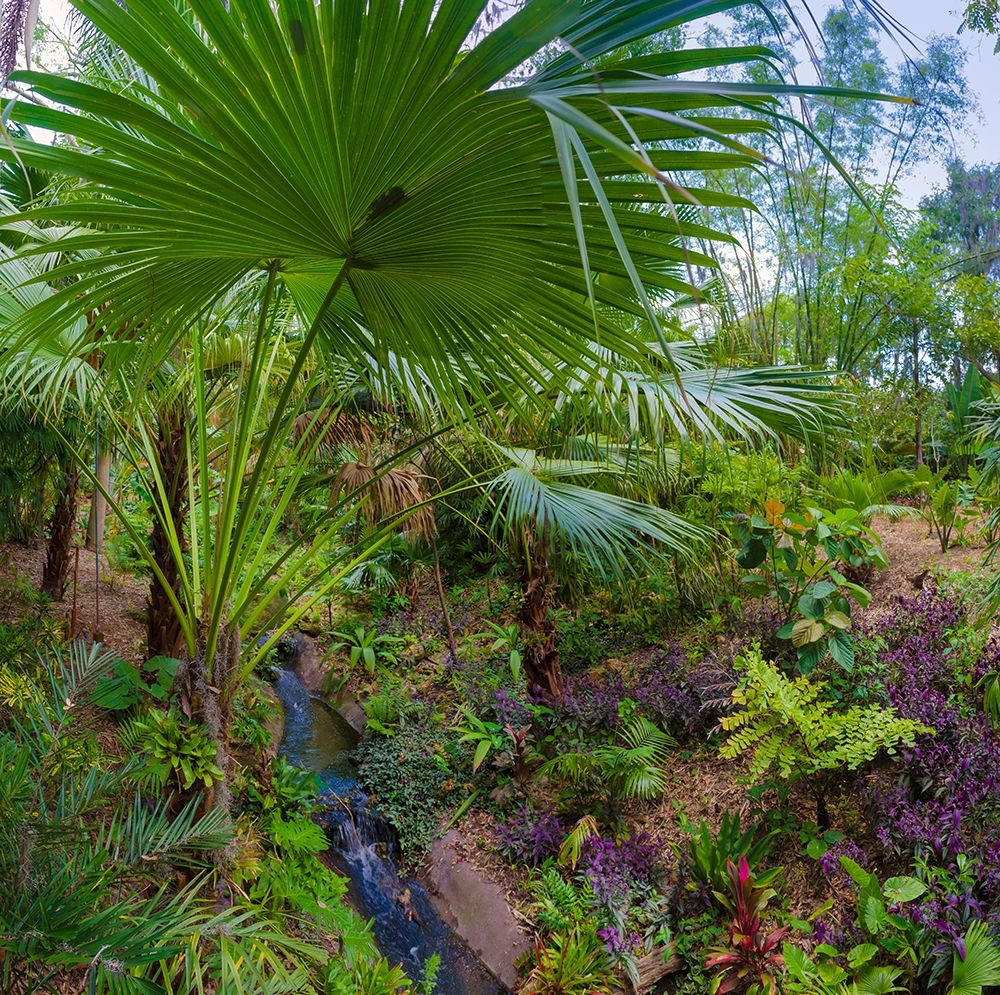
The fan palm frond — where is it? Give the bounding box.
[293,408,376,457]
[817,468,919,522]
[489,445,705,583]
[1,0,903,413]
[948,921,1000,995]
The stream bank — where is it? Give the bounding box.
[273,660,509,993]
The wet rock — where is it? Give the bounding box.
[290,633,328,692]
[336,695,367,736]
[426,830,531,991]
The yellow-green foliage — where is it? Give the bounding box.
[720,649,932,785]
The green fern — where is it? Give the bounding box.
[720,650,931,826]
[528,863,589,935]
[266,814,328,856]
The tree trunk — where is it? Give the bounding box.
[147,406,188,659]
[816,792,830,831]
[912,326,923,468]
[430,534,458,662]
[41,456,79,600]
[86,446,111,550]
[518,535,562,698]
[187,619,239,847]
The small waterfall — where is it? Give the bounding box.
[273,667,505,994]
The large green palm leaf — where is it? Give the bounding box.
[0,0,900,407]
[488,446,704,583]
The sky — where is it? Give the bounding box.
[33,0,1000,208]
[806,1,1000,205]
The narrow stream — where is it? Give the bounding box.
[273,668,505,994]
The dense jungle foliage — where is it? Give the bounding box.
[2,0,1000,992]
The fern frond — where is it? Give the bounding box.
[558,815,599,869]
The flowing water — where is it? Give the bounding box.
[273,667,505,994]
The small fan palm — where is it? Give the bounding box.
[488,444,704,694]
[816,467,918,522]
[948,921,1000,995]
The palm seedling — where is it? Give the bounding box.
[540,710,675,817]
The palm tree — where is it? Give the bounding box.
[0,0,900,391]
[0,0,893,803]
[98,311,437,813]
[0,230,96,600]
[145,395,188,658]
[487,444,704,695]
[39,443,79,599]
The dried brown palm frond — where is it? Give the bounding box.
[332,461,435,537]
[293,408,375,457]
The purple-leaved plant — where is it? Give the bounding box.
[818,839,870,880]
[492,689,531,729]
[581,832,664,906]
[495,805,565,867]
[596,925,642,955]
[863,590,1000,928]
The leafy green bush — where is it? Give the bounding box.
[346,957,419,994]
[814,467,918,523]
[683,811,780,897]
[555,608,622,673]
[480,621,524,682]
[736,503,885,672]
[354,724,466,856]
[330,625,404,676]
[0,639,340,994]
[689,447,807,524]
[249,756,320,819]
[671,912,723,995]
[0,576,61,669]
[231,679,276,753]
[915,466,977,553]
[361,678,422,736]
[720,650,932,828]
[521,926,616,995]
[528,862,592,934]
[782,941,905,995]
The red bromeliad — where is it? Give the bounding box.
[705,857,789,994]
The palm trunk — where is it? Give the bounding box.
[147,405,188,659]
[86,446,111,550]
[41,456,79,600]
[518,533,562,697]
[185,618,240,843]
